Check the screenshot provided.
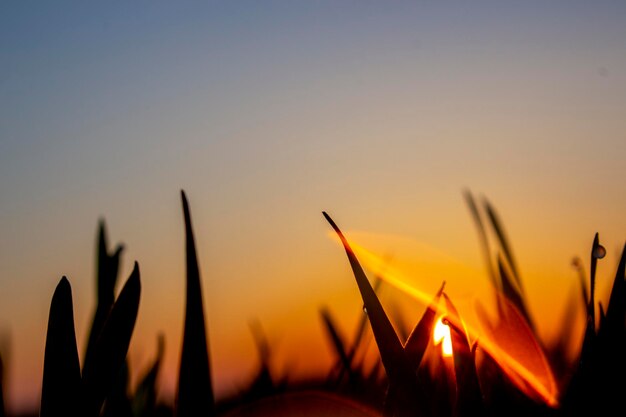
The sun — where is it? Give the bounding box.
[433,316,453,357]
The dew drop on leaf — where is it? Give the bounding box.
[593,244,606,259]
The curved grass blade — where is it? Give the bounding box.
[323,212,406,379]
[443,293,483,417]
[177,190,214,417]
[85,220,124,371]
[588,233,600,323]
[463,191,498,291]
[323,212,419,416]
[483,197,522,292]
[249,319,270,371]
[570,235,603,404]
[403,281,445,372]
[82,263,141,417]
[41,277,81,417]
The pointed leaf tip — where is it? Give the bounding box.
[181,189,188,206]
[42,276,81,417]
[181,191,192,227]
[322,211,336,228]
[129,261,141,288]
[322,212,346,243]
[59,276,70,288]
[177,189,214,417]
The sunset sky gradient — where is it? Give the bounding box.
[1,1,625,413]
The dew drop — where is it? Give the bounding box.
[593,244,606,259]
[363,306,368,315]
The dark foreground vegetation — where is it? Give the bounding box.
[0,190,623,417]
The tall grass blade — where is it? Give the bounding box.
[463,191,498,291]
[177,190,214,417]
[81,263,141,417]
[588,233,600,323]
[41,277,81,417]
[323,212,419,416]
[85,220,124,371]
[323,212,406,379]
[565,237,621,416]
[483,198,522,292]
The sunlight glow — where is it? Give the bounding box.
[433,316,453,357]
[328,234,559,408]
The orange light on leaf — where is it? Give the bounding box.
[330,236,560,407]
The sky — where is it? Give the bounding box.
[1,1,625,413]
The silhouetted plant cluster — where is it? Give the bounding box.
[0,191,623,417]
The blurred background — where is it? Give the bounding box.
[1,1,625,414]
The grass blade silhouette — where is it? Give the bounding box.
[41,277,81,417]
[323,212,419,417]
[483,198,522,290]
[177,190,214,417]
[464,191,498,291]
[565,235,619,416]
[85,221,124,371]
[588,233,601,323]
[82,263,141,417]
